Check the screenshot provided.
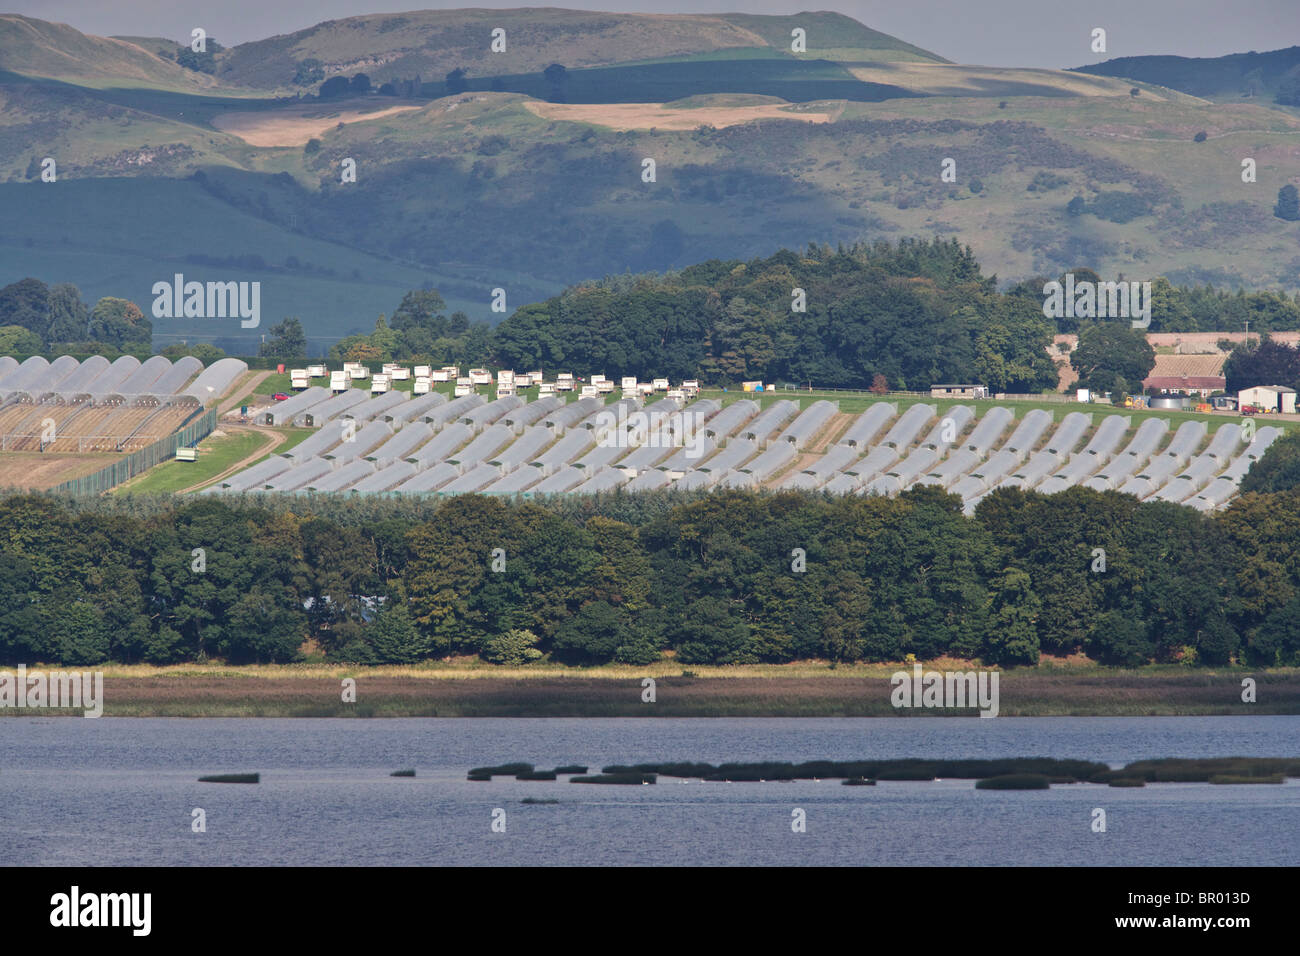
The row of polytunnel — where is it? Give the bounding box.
[211,386,1278,511]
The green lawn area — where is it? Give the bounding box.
[115,428,269,495]
[115,425,317,495]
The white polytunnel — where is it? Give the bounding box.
[963,406,1013,455]
[740,400,799,442]
[409,423,472,467]
[183,358,247,402]
[306,459,376,492]
[296,389,367,426]
[349,461,417,493]
[367,423,433,465]
[1002,408,1053,456]
[703,399,759,438]
[881,403,935,449]
[838,403,896,448]
[920,405,975,449]
[1044,412,1091,456]
[778,400,837,449]
[490,426,554,470]
[386,391,447,426]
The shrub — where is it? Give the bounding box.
[554,765,588,774]
[516,770,558,780]
[1107,777,1146,787]
[1209,774,1284,784]
[390,769,415,777]
[481,629,543,666]
[198,773,259,784]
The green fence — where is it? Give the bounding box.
[51,406,219,496]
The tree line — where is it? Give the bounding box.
[4,450,1300,668]
[6,240,1299,390]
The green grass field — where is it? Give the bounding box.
[115,427,269,494]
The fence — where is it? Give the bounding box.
[736,385,1073,402]
[51,405,218,496]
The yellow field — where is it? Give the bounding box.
[523,99,836,130]
[212,101,423,146]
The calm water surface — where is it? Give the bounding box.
[3,716,1297,866]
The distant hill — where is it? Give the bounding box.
[1074,46,1300,103]
[3,10,1300,350]
[213,8,947,92]
[0,15,228,91]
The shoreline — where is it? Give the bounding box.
[5,666,1298,717]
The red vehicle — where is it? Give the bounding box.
[272,392,290,401]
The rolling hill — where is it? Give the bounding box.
[2,8,1299,352]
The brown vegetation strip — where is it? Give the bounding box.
[49,673,1300,717]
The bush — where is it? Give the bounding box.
[554,765,588,774]
[1209,774,1284,784]
[1107,777,1146,787]
[481,628,543,666]
[516,770,558,780]
[390,769,415,777]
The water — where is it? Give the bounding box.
[3,716,1297,866]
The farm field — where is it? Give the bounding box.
[0,451,119,491]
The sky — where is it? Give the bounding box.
[8,0,1300,68]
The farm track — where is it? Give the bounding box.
[220,370,272,414]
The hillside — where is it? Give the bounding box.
[0,15,231,92]
[2,11,1300,347]
[1075,46,1300,104]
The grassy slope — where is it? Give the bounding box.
[0,15,238,93]
[114,426,268,494]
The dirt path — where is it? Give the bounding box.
[767,411,855,486]
[220,370,272,413]
[177,425,285,494]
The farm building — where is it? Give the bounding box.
[929,384,989,399]
[1238,385,1297,414]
